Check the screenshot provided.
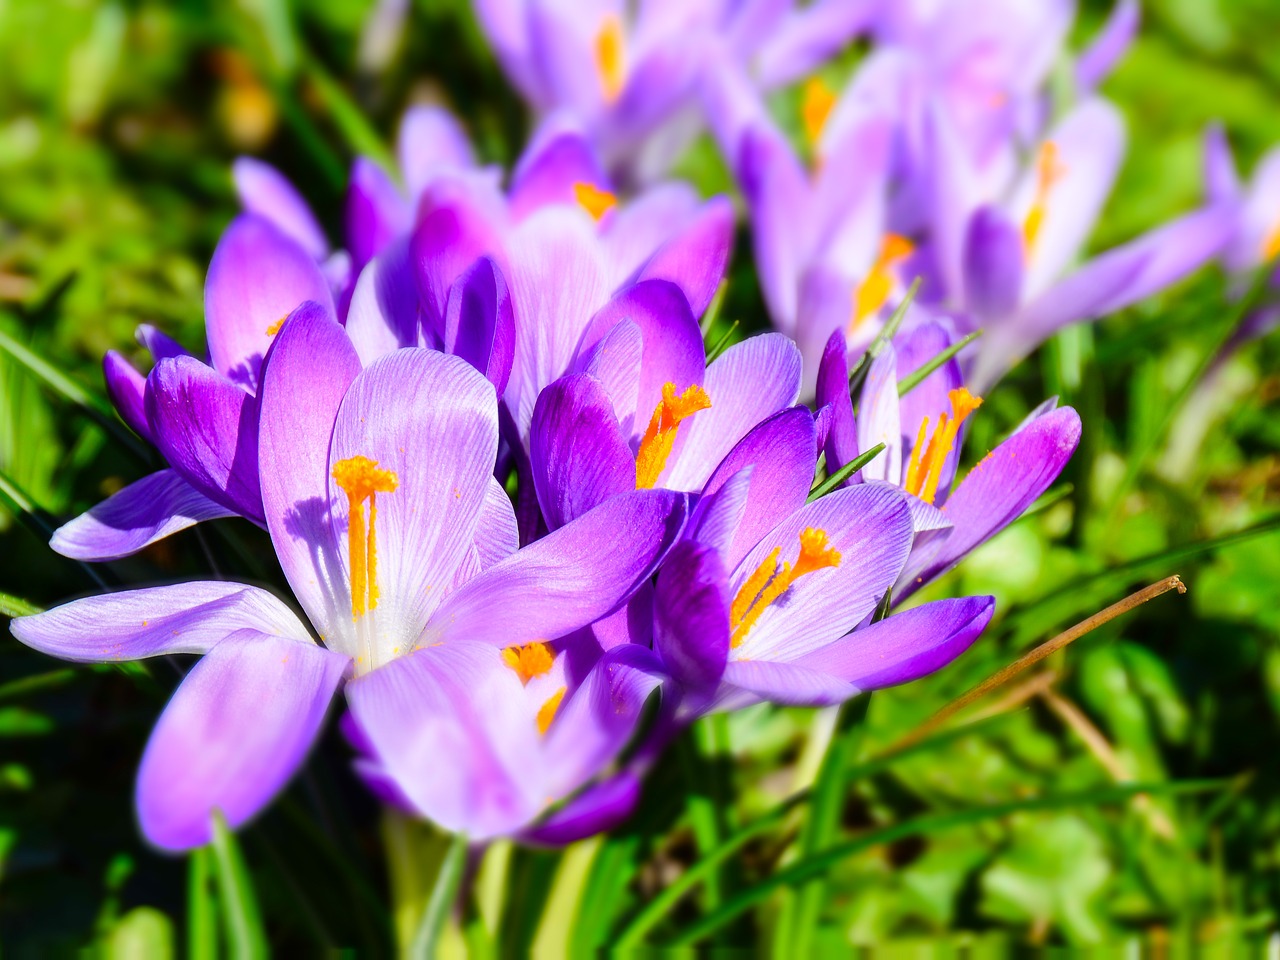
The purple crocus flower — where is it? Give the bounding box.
[11,310,687,850]
[816,321,1081,598]
[473,0,878,184]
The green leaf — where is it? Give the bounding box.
[0,591,41,618]
[897,330,983,396]
[807,443,886,502]
[187,847,218,960]
[705,319,741,363]
[210,813,268,960]
[408,832,467,960]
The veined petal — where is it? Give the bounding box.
[653,539,729,699]
[662,333,802,491]
[815,331,857,484]
[855,346,901,484]
[103,351,153,443]
[232,157,329,261]
[145,357,263,523]
[729,482,912,662]
[9,581,311,662]
[345,237,422,366]
[689,465,751,562]
[424,489,687,649]
[442,256,516,396]
[205,214,336,393]
[793,595,993,690]
[721,660,858,707]
[50,470,236,562]
[530,374,633,531]
[329,350,499,662]
[136,630,349,851]
[476,477,519,569]
[258,303,363,642]
[576,318,643,433]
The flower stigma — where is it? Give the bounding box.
[849,234,914,334]
[903,387,983,504]
[729,528,841,648]
[574,181,618,221]
[502,641,555,685]
[635,382,712,489]
[332,455,399,620]
[595,13,626,103]
[537,688,567,735]
[801,76,837,151]
[1022,141,1066,253]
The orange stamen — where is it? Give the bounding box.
[537,687,567,735]
[635,382,712,489]
[729,528,841,648]
[595,13,626,103]
[332,455,399,620]
[265,315,286,336]
[801,77,837,149]
[850,234,915,334]
[1262,223,1280,263]
[903,388,983,504]
[1022,141,1066,253]
[573,181,617,222]
[502,641,555,686]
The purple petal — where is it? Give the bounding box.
[476,477,519,569]
[653,539,729,699]
[232,157,329,261]
[633,197,734,319]
[963,206,1024,324]
[136,630,348,850]
[258,303,363,639]
[443,256,516,396]
[9,581,311,662]
[753,0,879,89]
[896,321,966,501]
[205,214,336,393]
[905,407,1081,594]
[729,483,912,662]
[740,127,810,330]
[136,325,189,363]
[328,350,499,658]
[577,318,643,428]
[346,157,411,273]
[50,470,236,561]
[397,105,476,201]
[508,124,609,221]
[700,406,816,571]
[521,772,641,846]
[577,279,705,441]
[344,237,422,366]
[145,357,263,523]
[1203,124,1241,208]
[103,351,153,443]
[601,182,701,288]
[425,489,688,649]
[689,465,751,561]
[855,346,901,484]
[344,641,542,839]
[1076,0,1139,93]
[530,374,633,531]
[721,659,857,707]
[663,333,802,491]
[794,595,994,689]
[815,330,857,482]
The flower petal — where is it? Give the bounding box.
[397,105,477,201]
[232,157,329,261]
[443,256,516,396]
[1076,0,1139,93]
[815,331,858,483]
[205,214,336,392]
[530,374,633,531]
[9,581,311,661]
[145,357,263,522]
[855,346,901,484]
[633,197,735,319]
[103,351,154,443]
[258,302,363,641]
[963,205,1024,324]
[521,772,641,846]
[346,157,411,273]
[344,237,422,366]
[50,470,236,561]
[721,659,858,707]
[136,630,348,850]
[476,477,519,569]
[508,122,608,221]
[653,539,729,700]
[425,489,688,649]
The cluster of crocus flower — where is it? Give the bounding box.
[11,2,1098,854]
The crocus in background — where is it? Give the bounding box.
[816,321,1082,599]
[11,311,687,850]
[472,0,879,185]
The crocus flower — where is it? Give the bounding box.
[11,310,687,850]
[472,0,878,184]
[60,213,337,561]
[816,321,1081,597]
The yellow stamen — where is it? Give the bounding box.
[502,641,555,686]
[265,315,287,336]
[801,77,837,149]
[903,387,983,504]
[634,382,712,489]
[595,13,626,103]
[332,455,399,620]
[729,528,841,648]
[850,234,915,334]
[1262,223,1280,262]
[537,687,567,735]
[574,181,617,222]
[1022,141,1066,253]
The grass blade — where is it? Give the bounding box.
[187,847,218,960]
[210,813,268,959]
[897,329,982,396]
[0,591,41,618]
[807,443,886,502]
[408,832,468,960]
[847,276,922,395]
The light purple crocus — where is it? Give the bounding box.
[11,309,687,850]
[816,321,1081,598]
[473,0,879,185]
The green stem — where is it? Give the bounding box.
[408,832,468,960]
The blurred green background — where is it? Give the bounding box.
[1,0,1279,953]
